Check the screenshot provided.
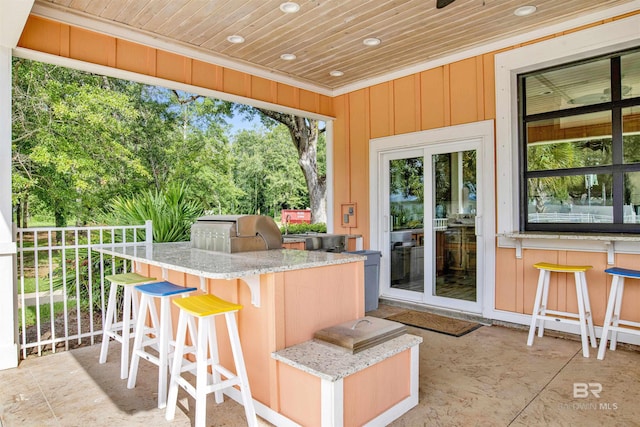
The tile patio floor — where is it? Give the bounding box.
[1,304,639,426]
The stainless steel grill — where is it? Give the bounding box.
[190,215,282,253]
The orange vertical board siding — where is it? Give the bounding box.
[449,58,480,125]
[250,75,276,103]
[343,350,410,426]
[277,362,321,426]
[277,83,299,109]
[282,262,364,347]
[223,68,250,97]
[116,39,154,75]
[299,89,319,113]
[494,247,518,312]
[191,59,221,91]
[156,50,189,84]
[18,16,63,56]
[393,75,418,135]
[482,52,497,120]
[319,94,334,117]
[332,95,351,230]
[348,89,370,243]
[613,253,640,323]
[68,27,116,67]
[420,67,446,130]
[369,82,393,138]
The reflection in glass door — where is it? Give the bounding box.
[389,156,424,293]
[432,150,477,303]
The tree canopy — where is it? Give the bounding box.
[11,58,322,227]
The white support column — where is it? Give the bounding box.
[0,0,37,370]
[0,45,18,370]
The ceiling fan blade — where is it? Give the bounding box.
[436,0,456,8]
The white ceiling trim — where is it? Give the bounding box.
[27,0,640,98]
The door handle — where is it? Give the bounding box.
[475,215,482,236]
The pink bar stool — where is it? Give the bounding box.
[127,281,197,409]
[597,267,640,360]
[99,272,156,379]
[527,262,597,358]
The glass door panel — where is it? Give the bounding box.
[432,150,477,303]
[389,156,424,293]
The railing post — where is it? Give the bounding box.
[145,220,153,245]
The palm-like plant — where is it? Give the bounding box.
[110,183,204,242]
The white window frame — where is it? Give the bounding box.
[495,13,640,255]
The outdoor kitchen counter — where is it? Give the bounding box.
[95,241,364,280]
[94,241,382,426]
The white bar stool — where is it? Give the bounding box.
[527,262,597,358]
[597,267,640,360]
[127,281,197,408]
[99,272,156,379]
[165,294,257,427]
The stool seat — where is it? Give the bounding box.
[137,281,199,297]
[166,293,257,427]
[173,294,243,317]
[604,266,640,279]
[528,262,597,357]
[598,267,640,360]
[533,262,592,273]
[99,272,156,379]
[105,272,156,285]
[128,281,197,409]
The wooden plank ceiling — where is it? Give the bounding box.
[35,0,637,91]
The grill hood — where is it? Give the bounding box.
[191,215,283,253]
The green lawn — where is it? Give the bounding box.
[19,300,78,328]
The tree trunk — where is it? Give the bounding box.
[255,109,327,224]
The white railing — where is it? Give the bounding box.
[16,221,152,359]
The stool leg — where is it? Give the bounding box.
[195,317,209,427]
[538,270,551,338]
[578,272,597,348]
[99,282,118,364]
[528,269,547,346]
[225,312,257,426]
[121,286,133,379]
[610,277,625,351]
[157,296,171,409]
[207,316,223,404]
[598,275,620,360]
[166,310,188,421]
[573,272,590,357]
[128,293,151,389]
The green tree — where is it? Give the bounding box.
[12,59,149,226]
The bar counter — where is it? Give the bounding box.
[94,243,419,426]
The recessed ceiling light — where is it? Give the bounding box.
[226,35,245,44]
[363,37,381,46]
[514,5,537,16]
[279,2,300,13]
[280,53,297,61]
[329,70,344,77]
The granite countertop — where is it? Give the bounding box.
[501,232,640,242]
[271,334,423,382]
[93,242,365,280]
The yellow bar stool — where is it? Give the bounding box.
[127,281,197,409]
[99,272,156,379]
[527,262,597,358]
[597,267,640,360]
[165,294,257,427]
